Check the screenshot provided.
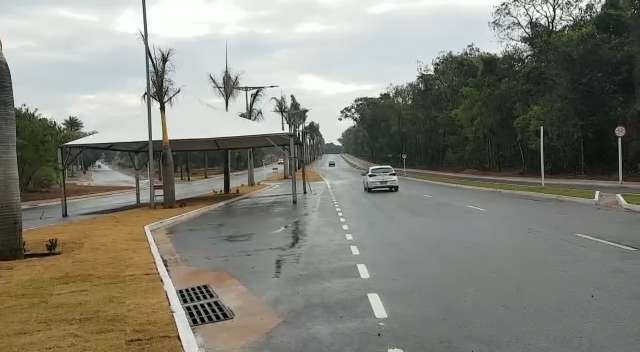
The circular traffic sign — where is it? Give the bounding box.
[614,126,626,137]
[401,153,407,159]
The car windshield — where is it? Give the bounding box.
[371,167,393,174]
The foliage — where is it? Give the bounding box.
[15,105,97,190]
[208,44,240,112]
[239,87,265,121]
[45,238,58,253]
[341,0,640,175]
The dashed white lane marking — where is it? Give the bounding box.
[423,194,433,198]
[350,245,360,255]
[388,348,404,352]
[356,264,370,279]
[336,207,341,211]
[367,293,388,319]
[466,205,486,211]
[575,233,637,251]
[340,217,346,223]
[338,212,343,216]
[345,234,353,240]
[342,224,349,230]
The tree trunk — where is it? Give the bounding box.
[160,108,176,208]
[247,148,255,186]
[0,42,23,260]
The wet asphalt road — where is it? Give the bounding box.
[22,165,280,229]
[168,155,640,352]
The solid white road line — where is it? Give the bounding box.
[367,293,388,319]
[342,224,349,230]
[345,234,353,240]
[575,233,637,251]
[340,217,346,222]
[350,245,360,255]
[423,194,433,198]
[466,205,486,211]
[356,264,370,279]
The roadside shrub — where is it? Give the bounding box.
[30,167,57,190]
[45,238,59,253]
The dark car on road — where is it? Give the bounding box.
[328,160,335,167]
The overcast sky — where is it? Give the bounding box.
[1,0,502,143]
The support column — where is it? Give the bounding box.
[135,172,140,206]
[290,136,297,204]
[247,148,255,186]
[302,131,307,194]
[57,147,68,217]
[224,149,231,194]
[186,151,191,182]
[283,148,289,179]
[204,151,208,179]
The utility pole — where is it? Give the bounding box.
[142,0,154,208]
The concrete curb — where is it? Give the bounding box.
[594,191,600,204]
[142,185,276,352]
[21,188,135,209]
[616,194,640,212]
[403,176,596,205]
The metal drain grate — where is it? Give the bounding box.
[177,285,234,326]
[177,285,217,305]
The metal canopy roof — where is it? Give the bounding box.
[63,112,294,152]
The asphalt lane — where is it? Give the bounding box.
[167,155,640,351]
[22,165,280,229]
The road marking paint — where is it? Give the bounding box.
[423,194,433,198]
[336,207,341,211]
[350,245,360,255]
[575,233,637,251]
[340,217,346,222]
[356,264,370,278]
[388,348,404,352]
[367,293,388,319]
[466,205,486,211]
[345,234,353,240]
[342,224,349,230]
[338,212,343,216]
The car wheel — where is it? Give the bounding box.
[395,187,399,192]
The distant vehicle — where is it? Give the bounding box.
[277,158,284,164]
[362,165,399,192]
[328,160,335,167]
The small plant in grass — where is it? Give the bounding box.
[23,241,28,253]
[45,238,59,253]
[235,188,240,194]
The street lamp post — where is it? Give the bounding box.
[142,0,154,208]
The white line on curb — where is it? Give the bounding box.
[466,205,486,211]
[367,293,388,319]
[356,264,370,278]
[342,224,349,230]
[350,245,360,255]
[345,234,353,240]
[575,233,637,251]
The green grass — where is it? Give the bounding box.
[622,194,640,205]
[410,174,595,199]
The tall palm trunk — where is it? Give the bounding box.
[160,108,176,207]
[0,41,23,260]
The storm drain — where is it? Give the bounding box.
[176,285,234,326]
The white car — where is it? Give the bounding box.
[362,165,399,192]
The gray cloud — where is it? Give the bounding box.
[1,0,502,143]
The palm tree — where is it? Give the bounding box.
[62,116,83,132]
[0,39,23,260]
[145,46,181,208]
[238,87,264,121]
[208,43,240,112]
[272,95,288,131]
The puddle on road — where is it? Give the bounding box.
[224,233,255,242]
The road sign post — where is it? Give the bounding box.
[615,126,626,184]
[540,126,545,187]
[401,153,407,176]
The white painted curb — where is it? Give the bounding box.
[143,185,276,352]
[616,194,640,212]
[594,191,600,203]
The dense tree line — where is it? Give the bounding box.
[15,105,99,190]
[340,0,639,175]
